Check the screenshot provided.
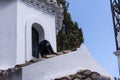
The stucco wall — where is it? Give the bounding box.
[22,44,110,80]
[16,0,56,64]
[0,0,17,69]
[0,0,57,69]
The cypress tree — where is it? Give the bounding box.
[57,0,84,51]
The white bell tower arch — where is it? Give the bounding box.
[0,0,63,69]
[25,18,45,61]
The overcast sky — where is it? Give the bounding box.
[66,0,119,77]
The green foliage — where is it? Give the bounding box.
[57,0,84,52]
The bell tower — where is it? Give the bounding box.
[0,0,63,69]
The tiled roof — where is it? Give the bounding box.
[0,46,112,80]
[0,70,7,80]
[55,69,111,80]
[0,69,111,80]
[0,51,72,80]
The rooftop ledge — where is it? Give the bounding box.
[0,44,112,80]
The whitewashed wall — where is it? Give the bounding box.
[0,0,56,69]
[17,0,56,63]
[22,44,110,80]
[16,0,56,64]
[0,0,17,69]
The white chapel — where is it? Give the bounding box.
[0,0,112,80]
[0,0,63,69]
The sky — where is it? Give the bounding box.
[66,0,119,77]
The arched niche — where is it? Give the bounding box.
[25,17,45,61]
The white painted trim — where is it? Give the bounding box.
[22,0,63,33]
[25,17,45,61]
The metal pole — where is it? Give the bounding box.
[110,0,119,50]
[110,0,120,76]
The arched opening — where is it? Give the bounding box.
[32,23,45,58]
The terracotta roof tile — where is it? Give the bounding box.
[55,69,111,80]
